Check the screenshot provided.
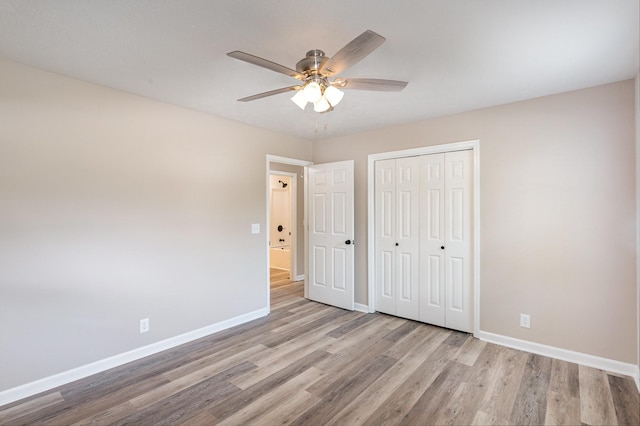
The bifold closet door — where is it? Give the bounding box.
[374,157,420,321]
[419,153,446,327]
[419,150,473,332]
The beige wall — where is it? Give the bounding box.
[0,55,636,393]
[313,80,637,364]
[0,59,312,392]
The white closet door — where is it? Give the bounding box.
[375,150,473,332]
[394,156,421,320]
[443,150,473,332]
[374,159,396,315]
[419,153,446,327]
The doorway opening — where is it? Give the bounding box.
[269,172,295,280]
[266,155,312,310]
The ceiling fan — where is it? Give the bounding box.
[227,30,408,113]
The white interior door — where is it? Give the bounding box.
[307,160,354,310]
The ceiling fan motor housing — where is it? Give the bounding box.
[296,49,329,75]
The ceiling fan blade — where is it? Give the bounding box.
[237,86,301,102]
[227,51,305,81]
[319,30,386,77]
[333,78,408,91]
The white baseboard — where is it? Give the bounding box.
[354,303,369,313]
[476,330,639,385]
[294,274,304,282]
[0,307,269,407]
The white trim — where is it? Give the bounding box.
[266,155,313,311]
[477,330,639,380]
[367,140,481,330]
[354,303,369,313]
[635,73,640,394]
[294,274,305,282]
[303,166,309,299]
[267,155,312,168]
[0,307,269,406]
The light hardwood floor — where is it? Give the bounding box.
[1,269,638,425]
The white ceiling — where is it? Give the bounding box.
[0,1,638,141]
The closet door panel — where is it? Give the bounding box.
[394,157,420,320]
[444,150,473,332]
[419,153,446,327]
[375,159,396,315]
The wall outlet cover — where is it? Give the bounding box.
[520,314,530,329]
[140,318,150,333]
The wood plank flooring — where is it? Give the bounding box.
[1,269,638,425]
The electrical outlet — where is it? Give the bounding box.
[140,318,149,333]
[520,314,530,329]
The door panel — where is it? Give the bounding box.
[382,250,393,297]
[428,255,441,306]
[419,153,446,327]
[443,150,473,332]
[308,161,354,310]
[394,156,420,321]
[332,247,346,290]
[333,192,346,234]
[375,159,396,315]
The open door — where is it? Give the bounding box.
[307,160,354,310]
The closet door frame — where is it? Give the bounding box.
[367,140,481,335]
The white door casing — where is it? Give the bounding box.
[307,160,355,310]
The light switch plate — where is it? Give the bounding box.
[251,224,260,234]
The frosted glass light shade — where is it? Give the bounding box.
[324,86,344,106]
[313,96,331,112]
[291,90,307,110]
[303,82,322,103]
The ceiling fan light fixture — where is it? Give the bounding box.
[313,96,331,113]
[228,30,408,114]
[291,90,308,110]
[303,81,322,103]
[324,85,344,106]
